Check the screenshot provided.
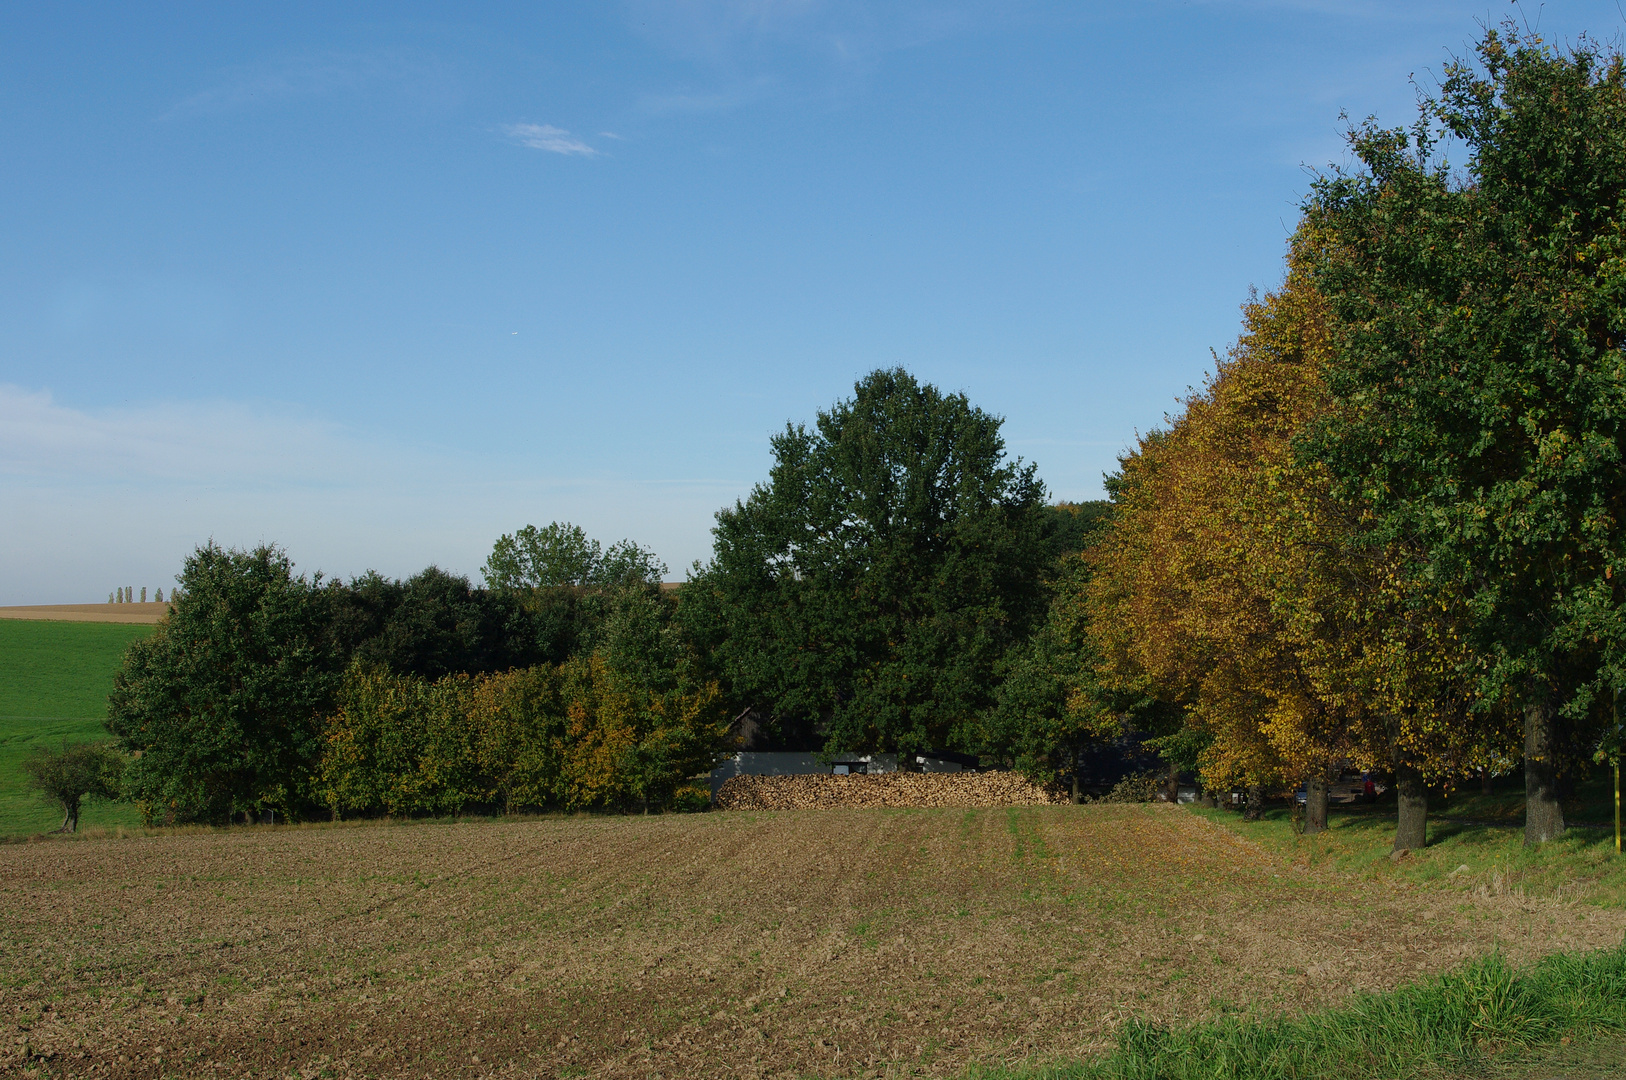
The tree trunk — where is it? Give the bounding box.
[1243,784,1264,822]
[1165,762,1180,804]
[61,799,80,833]
[1393,760,1427,852]
[1524,694,1567,845]
[1071,771,1081,805]
[1480,768,1493,797]
[1302,776,1329,835]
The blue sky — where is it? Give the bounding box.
[3,1,1621,603]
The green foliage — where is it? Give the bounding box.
[319,666,485,816]
[1043,501,1113,565]
[20,740,123,832]
[317,651,728,817]
[1141,724,1212,777]
[483,521,667,590]
[1303,25,1626,746]
[107,542,344,825]
[983,554,1118,783]
[332,566,539,680]
[0,717,143,837]
[319,586,727,816]
[475,524,671,673]
[977,943,1626,1080]
[683,367,1051,755]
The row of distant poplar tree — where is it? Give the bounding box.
[108,587,166,603]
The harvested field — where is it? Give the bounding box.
[0,604,167,626]
[716,771,1064,810]
[3,804,1624,1080]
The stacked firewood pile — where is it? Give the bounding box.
[715,770,1066,810]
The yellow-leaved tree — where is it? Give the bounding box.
[1086,244,1512,847]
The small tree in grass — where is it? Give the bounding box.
[21,742,123,832]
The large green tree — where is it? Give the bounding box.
[681,368,1050,756]
[107,543,343,824]
[333,566,540,680]
[483,522,666,590]
[480,523,671,668]
[1304,27,1626,843]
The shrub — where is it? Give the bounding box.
[669,783,713,813]
[21,741,124,832]
[1095,771,1163,803]
[317,654,729,817]
[319,665,483,817]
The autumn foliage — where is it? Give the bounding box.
[317,655,728,817]
[1080,251,1519,839]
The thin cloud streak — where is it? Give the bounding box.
[159,48,454,121]
[504,123,599,155]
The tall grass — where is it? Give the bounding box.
[979,942,1626,1080]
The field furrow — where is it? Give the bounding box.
[2,804,1622,1079]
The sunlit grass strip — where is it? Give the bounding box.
[978,942,1626,1080]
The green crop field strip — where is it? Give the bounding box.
[0,619,153,836]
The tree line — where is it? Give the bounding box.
[1076,25,1626,850]
[29,25,1624,846]
[84,370,1098,825]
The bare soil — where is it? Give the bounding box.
[0,604,167,626]
[3,804,1623,1079]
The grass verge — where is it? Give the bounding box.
[978,940,1626,1080]
[1185,781,1626,910]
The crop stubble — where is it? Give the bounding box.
[3,805,1623,1079]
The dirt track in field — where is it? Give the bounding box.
[3,805,1623,1079]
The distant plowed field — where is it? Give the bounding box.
[3,805,1623,1079]
[0,604,168,625]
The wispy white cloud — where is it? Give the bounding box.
[636,80,772,115]
[619,2,1003,117]
[0,387,728,604]
[503,122,599,156]
[0,385,364,485]
[621,1,1008,67]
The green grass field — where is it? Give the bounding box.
[0,619,154,836]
